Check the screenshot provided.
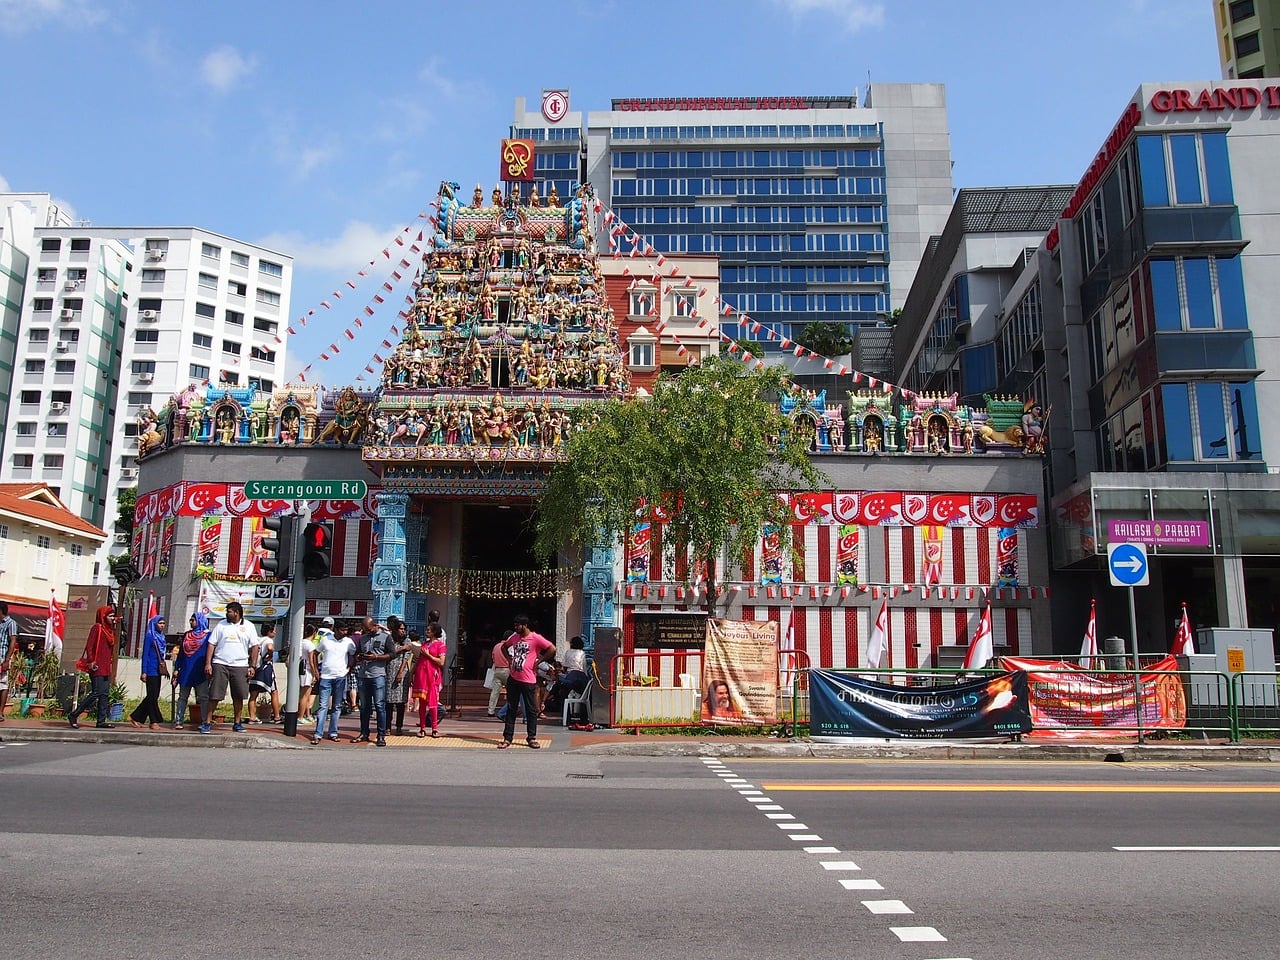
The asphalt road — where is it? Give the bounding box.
[1,742,1278,959]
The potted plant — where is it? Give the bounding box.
[108,681,129,722]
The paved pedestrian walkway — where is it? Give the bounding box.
[2,710,1278,760]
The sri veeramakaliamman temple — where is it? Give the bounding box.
[133,175,1050,674]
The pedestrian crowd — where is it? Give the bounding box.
[60,605,584,749]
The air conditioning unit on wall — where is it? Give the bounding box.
[140,309,157,321]
[137,372,153,383]
[146,248,166,261]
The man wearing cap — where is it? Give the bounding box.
[308,617,354,745]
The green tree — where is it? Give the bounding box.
[795,321,853,358]
[535,355,827,614]
[115,486,137,539]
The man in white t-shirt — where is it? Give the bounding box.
[201,601,259,734]
[308,617,355,744]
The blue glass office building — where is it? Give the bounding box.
[510,85,954,349]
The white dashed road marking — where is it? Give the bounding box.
[708,759,962,955]
[863,899,913,914]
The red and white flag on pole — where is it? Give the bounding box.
[45,591,65,659]
[1171,602,1195,656]
[865,597,888,669]
[1079,598,1098,667]
[962,602,994,671]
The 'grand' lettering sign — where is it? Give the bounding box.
[1047,84,1280,251]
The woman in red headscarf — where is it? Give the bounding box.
[69,606,118,729]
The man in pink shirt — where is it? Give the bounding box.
[488,636,511,718]
[498,614,555,749]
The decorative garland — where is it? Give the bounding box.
[407,563,581,598]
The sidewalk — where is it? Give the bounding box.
[2,710,1278,760]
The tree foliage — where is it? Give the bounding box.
[795,321,853,358]
[115,486,137,538]
[535,355,827,613]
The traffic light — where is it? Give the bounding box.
[300,522,332,581]
[260,515,293,580]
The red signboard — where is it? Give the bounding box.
[613,97,810,111]
[500,139,535,182]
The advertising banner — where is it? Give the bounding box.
[702,618,779,725]
[1001,655,1187,737]
[810,669,1032,740]
[196,580,292,621]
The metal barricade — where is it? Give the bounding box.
[1231,671,1280,740]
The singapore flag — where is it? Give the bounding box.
[962,602,994,671]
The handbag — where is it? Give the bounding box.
[482,666,495,690]
[250,657,276,692]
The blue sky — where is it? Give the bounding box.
[0,0,1219,386]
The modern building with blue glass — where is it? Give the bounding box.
[510,85,954,349]
[897,79,1280,654]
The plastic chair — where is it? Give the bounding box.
[563,676,593,726]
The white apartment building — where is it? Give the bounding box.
[0,196,292,580]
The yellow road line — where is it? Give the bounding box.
[761,783,1280,793]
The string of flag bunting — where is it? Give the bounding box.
[279,216,430,386]
[279,190,917,398]
[619,582,1049,603]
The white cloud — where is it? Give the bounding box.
[0,0,106,33]
[254,221,405,273]
[772,0,884,33]
[200,44,257,94]
[0,172,10,192]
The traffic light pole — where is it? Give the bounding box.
[282,500,310,738]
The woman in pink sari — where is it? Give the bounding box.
[411,622,446,737]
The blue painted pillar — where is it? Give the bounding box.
[580,538,616,658]
[372,490,409,624]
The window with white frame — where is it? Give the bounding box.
[191,363,210,380]
[10,455,32,468]
[630,290,654,316]
[47,422,68,437]
[17,422,37,436]
[629,335,656,369]
[672,291,696,317]
[43,454,64,469]
[201,242,221,261]
[28,328,50,343]
[0,523,7,567]
[259,260,283,278]
[25,359,45,373]
[68,542,83,582]
[34,535,51,577]
[198,272,218,291]
[256,288,280,307]
[229,280,247,297]
[135,329,159,343]
[141,269,165,282]
[192,333,212,350]
[230,251,250,268]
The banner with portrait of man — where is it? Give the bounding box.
[701,618,779,725]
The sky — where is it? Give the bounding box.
[0,0,1221,386]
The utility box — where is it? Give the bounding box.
[1102,636,1127,670]
[1189,628,1277,707]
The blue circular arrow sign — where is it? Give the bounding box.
[1108,542,1149,587]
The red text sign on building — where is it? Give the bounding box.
[613,97,811,111]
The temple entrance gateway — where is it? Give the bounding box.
[457,503,555,679]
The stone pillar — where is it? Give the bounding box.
[1213,555,1248,628]
[580,539,616,658]
[372,491,410,624]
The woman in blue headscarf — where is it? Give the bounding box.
[129,613,169,729]
[173,612,210,730]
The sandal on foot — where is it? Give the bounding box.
[497,740,511,749]
[526,738,542,749]
[431,730,440,738]
[417,729,427,738]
